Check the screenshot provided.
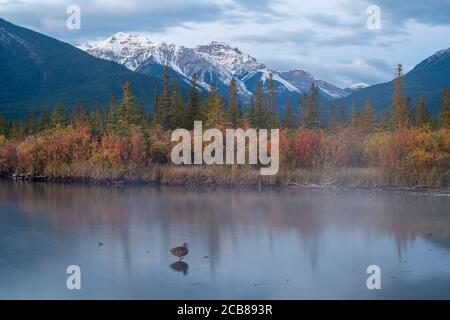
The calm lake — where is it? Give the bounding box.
[0,180,449,299]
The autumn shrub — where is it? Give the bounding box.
[290,130,323,168]
[0,142,18,174]
[334,128,366,167]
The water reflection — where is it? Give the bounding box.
[0,181,449,299]
[170,261,189,275]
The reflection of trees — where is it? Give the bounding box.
[2,181,450,268]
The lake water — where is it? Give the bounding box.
[0,181,449,299]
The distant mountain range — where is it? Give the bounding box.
[78,32,352,106]
[0,18,190,118]
[338,49,450,116]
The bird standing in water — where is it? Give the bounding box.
[170,243,190,260]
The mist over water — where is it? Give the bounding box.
[0,181,449,299]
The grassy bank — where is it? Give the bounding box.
[3,165,448,190]
[1,124,449,189]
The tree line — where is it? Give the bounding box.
[1,64,450,141]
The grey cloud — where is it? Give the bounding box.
[374,0,450,26]
[0,0,226,42]
[232,29,317,45]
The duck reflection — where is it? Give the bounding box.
[170,261,189,275]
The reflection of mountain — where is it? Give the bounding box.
[1,181,450,268]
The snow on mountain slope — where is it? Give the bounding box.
[343,82,370,94]
[279,70,348,98]
[78,33,348,100]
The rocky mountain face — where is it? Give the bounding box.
[78,33,350,105]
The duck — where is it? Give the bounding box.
[169,243,190,260]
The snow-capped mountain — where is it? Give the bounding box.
[343,82,370,94]
[78,32,349,101]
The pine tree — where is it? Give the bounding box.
[327,101,336,130]
[185,74,200,129]
[283,96,296,129]
[268,73,280,128]
[255,80,269,128]
[167,81,183,129]
[298,92,307,127]
[338,103,347,127]
[174,92,185,129]
[439,88,450,129]
[0,113,8,137]
[204,84,225,129]
[380,110,391,130]
[89,102,102,138]
[25,112,37,135]
[390,64,413,129]
[51,102,68,128]
[114,81,136,136]
[106,93,117,132]
[359,100,376,133]
[415,96,431,128]
[228,78,240,127]
[351,101,359,128]
[302,84,319,129]
[247,97,256,127]
[38,106,50,131]
[155,66,171,129]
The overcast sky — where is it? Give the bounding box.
[1,0,449,88]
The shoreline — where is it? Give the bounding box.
[2,170,449,196]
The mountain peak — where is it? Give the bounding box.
[410,47,450,74]
[348,82,369,90]
[79,33,348,99]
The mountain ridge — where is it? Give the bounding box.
[0,18,186,118]
[337,48,450,116]
[78,32,350,103]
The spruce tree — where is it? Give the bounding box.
[359,100,376,133]
[38,106,50,131]
[268,73,280,128]
[114,81,136,136]
[185,74,200,129]
[155,66,171,129]
[302,84,319,129]
[351,101,359,128]
[27,112,37,135]
[0,113,8,137]
[228,78,240,127]
[415,96,431,128]
[338,103,347,127]
[283,96,296,129]
[439,88,450,129]
[51,102,68,128]
[89,102,102,138]
[107,93,116,132]
[204,85,225,129]
[391,64,413,129]
[380,110,391,130]
[255,80,269,128]
[247,97,257,127]
[327,101,336,130]
[168,81,183,129]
